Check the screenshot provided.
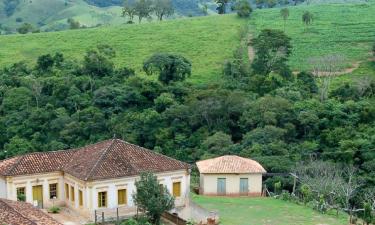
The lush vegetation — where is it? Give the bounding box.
[251,1,375,71]
[0,15,244,83]
[193,195,348,225]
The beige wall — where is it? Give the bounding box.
[200,173,263,196]
[5,172,65,208]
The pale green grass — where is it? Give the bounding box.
[0,15,245,83]
[193,195,348,225]
[250,1,375,71]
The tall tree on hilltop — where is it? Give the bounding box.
[302,11,313,31]
[122,0,137,23]
[134,0,154,23]
[154,0,174,21]
[280,8,289,31]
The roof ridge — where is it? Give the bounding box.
[85,139,116,181]
[0,199,37,225]
[116,139,189,167]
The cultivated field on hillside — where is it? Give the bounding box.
[250,1,375,72]
[193,195,348,225]
[0,15,244,83]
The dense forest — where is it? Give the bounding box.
[0,27,374,206]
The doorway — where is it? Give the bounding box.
[32,185,43,208]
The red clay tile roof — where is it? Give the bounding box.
[0,139,189,181]
[0,198,62,225]
[196,155,266,174]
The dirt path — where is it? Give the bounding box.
[247,34,255,63]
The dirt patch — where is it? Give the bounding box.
[247,34,255,63]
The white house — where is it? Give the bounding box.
[196,155,266,196]
[0,139,190,220]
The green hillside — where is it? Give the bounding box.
[250,1,375,72]
[0,15,244,83]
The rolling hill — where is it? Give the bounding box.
[0,0,216,34]
[0,15,245,83]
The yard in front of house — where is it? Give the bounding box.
[192,195,348,225]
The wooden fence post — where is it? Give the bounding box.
[117,208,119,224]
[102,212,105,224]
[94,210,97,224]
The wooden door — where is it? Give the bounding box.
[240,178,249,196]
[32,185,43,208]
[217,178,226,195]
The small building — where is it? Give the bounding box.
[196,155,266,196]
[0,198,62,225]
[0,139,190,221]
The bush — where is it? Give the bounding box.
[48,206,60,214]
[235,0,252,17]
[17,193,26,202]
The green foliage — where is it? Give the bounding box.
[251,29,292,76]
[17,193,26,202]
[215,0,230,14]
[17,23,34,34]
[302,11,313,29]
[235,0,252,18]
[67,18,81,29]
[48,206,61,214]
[143,53,191,84]
[154,0,174,21]
[133,172,174,225]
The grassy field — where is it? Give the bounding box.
[250,1,375,71]
[193,195,348,225]
[0,15,244,83]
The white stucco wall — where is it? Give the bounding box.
[200,173,263,196]
[5,172,65,208]
[0,176,7,198]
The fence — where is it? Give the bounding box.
[93,206,137,224]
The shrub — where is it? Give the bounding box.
[17,193,26,202]
[235,0,252,17]
[48,206,61,214]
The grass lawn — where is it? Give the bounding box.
[0,15,245,84]
[193,195,348,225]
[250,1,375,72]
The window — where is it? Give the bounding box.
[16,187,26,202]
[98,191,107,208]
[49,183,58,199]
[70,186,75,202]
[172,182,181,197]
[118,189,127,205]
[79,190,83,206]
[65,184,69,199]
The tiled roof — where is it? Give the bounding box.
[0,198,62,225]
[0,139,189,181]
[196,155,266,174]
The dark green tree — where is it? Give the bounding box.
[251,29,292,76]
[215,0,230,14]
[17,23,33,34]
[122,0,137,23]
[133,172,174,225]
[143,53,191,85]
[280,8,289,31]
[302,11,313,31]
[235,0,252,17]
[134,0,154,23]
